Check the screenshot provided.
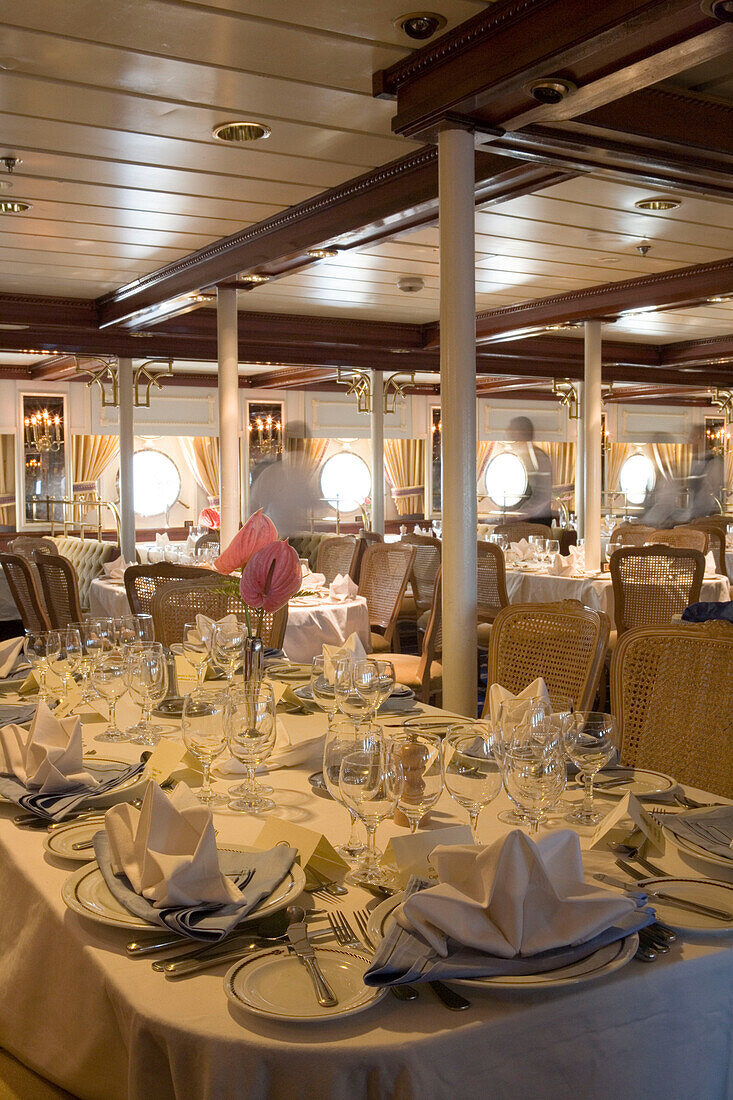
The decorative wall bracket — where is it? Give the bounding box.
[552,378,579,419]
[75,356,173,408]
[336,368,416,414]
[709,387,733,424]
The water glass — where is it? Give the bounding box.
[59,627,83,698]
[443,728,503,839]
[47,629,75,700]
[339,748,404,884]
[322,717,380,860]
[386,730,443,833]
[182,622,210,686]
[227,682,277,813]
[528,536,547,564]
[136,614,154,642]
[355,659,395,719]
[24,631,58,703]
[334,657,372,724]
[310,655,338,716]
[546,539,560,564]
[91,653,130,742]
[563,711,617,825]
[182,688,229,807]
[126,642,167,745]
[502,743,566,833]
[213,620,246,686]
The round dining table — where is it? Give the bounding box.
[0,689,732,1099]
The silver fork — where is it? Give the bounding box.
[328,912,419,1002]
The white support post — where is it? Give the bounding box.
[217,285,241,548]
[575,381,585,539]
[117,356,135,563]
[584,321,602,572]
[370,370,385,536]
[439,125,477,717]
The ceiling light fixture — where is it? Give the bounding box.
[702,0,733,22]
[394,12,446,39]
[708,295,733,304]
[0,200,31,213]
[524,77,577,105]
[306,248,339,260]
[398,275,424,293]
[634,197,681,211]
[187,292,216,303]
[212,121,271,143]
[238,273,270,284]
[0,323,29,330]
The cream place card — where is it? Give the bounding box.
[144,741,202,785]
[53,688,82,719]
[254,818,349,881]
[383,825,474,886]
[589,791,664,854]
[173,655,198,690]
[269,681,290,707]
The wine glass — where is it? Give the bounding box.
[24,631,53,703]
[227,682,277,813]
[126,643,167,745]
[47,629,74,701]
[334,657,373,725]
[502,742,567,834]
[546,539,560,565]
[136,614,154,642]
[355,659,395,720]
[181,622,210,686]
[563,711,617,825]
[496,700,551,825]
[386,731,443,833]
[528,536,547,564]
[59,627,82,699]
[310,655,338,716]
[116,616,140,649]
[182,688,229,807]
[213,620,245,686]
[339,748,403,884]
[91,653,130,743]
[443,728,503,840]
[322,717,380,860]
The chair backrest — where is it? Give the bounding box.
[493,522,552,544]
[609,545,705,635]
[652,526,708,553]
[10,536,59,560]
[611,622,733,798]
[51,536,119,607]
[124,563,209,617]
[482,599,610,716]
[316,536,360,585]
[0,553,50,632]
[609,522,654,548]
[477,541,509,623]
[358,542,415,645]
[414,567,443,701]
[401,535,441,615]
[32,553,83,629]
[151,579,288,650]
[685,520,726,574]
[195,530,220,553]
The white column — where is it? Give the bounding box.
[583,321,602,572]
[575,381,585,539]
[217,285,241,548]
[439,125,477,717]
[117,356,136,563]
[369,370,385,535]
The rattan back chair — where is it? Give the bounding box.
[683,520,725,572]
[316,536,360,585]
[379,569,443,703]
[0,552,50,632]
[401,534,441,616]
[124,563,208,618]
[482,599,610,716]
[195,530,220,553]
[652,526,708,553]
[608,523,655,548]
[609,545,705,636]
[151,579,288,650]
[611,622,733,798]
[493,522,552,545]
[32,552,83,629]
[10,536,59,560]
[358,542,415,652]
[477,541,509,623]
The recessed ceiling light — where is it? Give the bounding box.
[394,12,446,39]
[307,248,339,260]
[129,331,160,338]
[546,321,583,332]
[708,295,733,304]
[238,273,270,284]
[634,197,681,211]
[187,292,216,303]
[0,200,31,213]
[0,323,29,330]
[212,121,271,143]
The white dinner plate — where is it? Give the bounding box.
[664,827,733,871]
[367,895,638,991]
[634,876,733,934]
[224,944,387,1022]
[265,662,311,682]
[45,820,103,862]
[0,755,146,810]
[293,684,415,715]
[61,853,306,930]
[590,767,676,800]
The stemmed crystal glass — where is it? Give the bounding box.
[177,622,211,686]
[502,742,567,834]
[339,747,404,884]
[59,627,82,699]
[385,730,443,833]
[528,536,547,565]
[213,620,245,687]
[91,652,130,742]
[334,657,373,725]
[322,717,380,860]
[563,711,617,825]
[310,655,339,717]
[125,642,167,745]
[355,659,395,721]
[24,631,59,704]
[496,699,547,825]
[546,539,560,565]
[182,688,229,807]
[443,728,503,839]
[47,629,75,702]
[227,682,277,813]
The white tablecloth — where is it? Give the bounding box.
[506,566,731,623]
[0,693,732,1099]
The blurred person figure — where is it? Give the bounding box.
[508,416,553,527]
[641,435,680,528]
[249,429,322,538]
[684,426,724,520]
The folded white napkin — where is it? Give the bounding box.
[155,532,173,548]
[395,830,636,959]
[0,701,94,793]
[547,553,573,577]
[301,571,326,589]
[106,781,240,909]
[569,544,585,571]
[103,554,131,581]
[413,525,424,535]
[329,572,358,601]
[0,637,25,679]
[216,718,324,775]
[322,631,367,682]
[704,551,717,575]
[507,538,532,563]
[488,677,550,734]
[189,612,239,648]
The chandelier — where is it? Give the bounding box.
[249,413,283,456]
[24,408,63,452]
[336,368,416,414]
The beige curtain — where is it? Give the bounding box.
[180,436,220,503]
[476,441,496,487]
[651,442,693,481]
[606,443,632,490]
[726,446,733,496]
[286,436,328,476]
[0,435,15,522]
[71,434,119,494]
[543,442,575,491]
[384,438,425,516]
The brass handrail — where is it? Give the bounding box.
[28,494,122,544]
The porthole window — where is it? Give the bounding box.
[619,453,655,506]
[320,452,371,513]
[484,451,528,509]
[132,449,181,517]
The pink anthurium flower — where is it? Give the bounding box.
[214,509,277,574]
[240,540,301,613]
[198,507,221,530]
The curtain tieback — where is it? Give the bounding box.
[392,484,424,499]
[72,481,98,493]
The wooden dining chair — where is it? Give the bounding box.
[378,569,443,704]
[652,527,708,553]
[609,545,705,637]
[151,579,288,649]
[9,536,59,560]
[611,622,733,798]
[680,521,725,572]
[358,542,415,653]
[398,534,441,630]
[481,599,610,716]
[477,541,509,650]
[316,536,360,585]
[608,522,655,548]
[124,563,208,618]
[194,530,220,554]
[0,553,51,632]
[492,522,552,544]
[32,553,83,629]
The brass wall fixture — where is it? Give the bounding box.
[336,368,416,414]
[75,356,174,408]
[552,378,579,419]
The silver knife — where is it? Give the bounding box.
[605,869,733,922]
[286,913,338,1007]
